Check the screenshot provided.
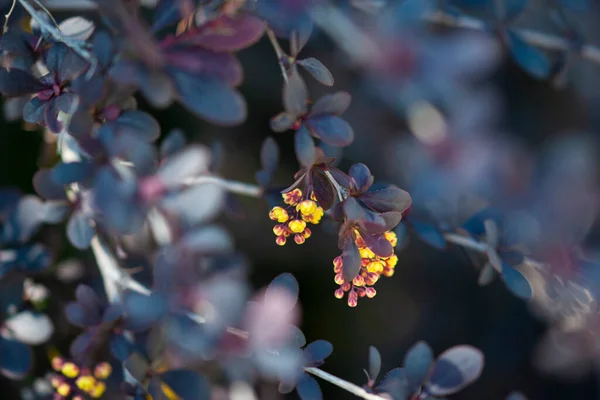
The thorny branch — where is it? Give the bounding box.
[265,27,290,83]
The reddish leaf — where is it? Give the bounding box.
[361,187,412,214]
[341,238,361,282]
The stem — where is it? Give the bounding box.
[184,175,263,198]
[443,232,545,271]
[265,27,289,83]
[17,0,97,78]
[304,367,386,400]
[313,4,600,67]
[3,0,16,33]
[423,10,600,65]
[325,170,346,202]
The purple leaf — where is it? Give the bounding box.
[66,211,94,250]
[311,91,351,116]
[360,187,412,214]
[265,273,299,313]
[160,369,211,399]
[369,346,382,381]
[310,170,335,211]
[261,136,280,173]
[116,111,161,142]
[361,232,393,258]
[341,238,361,282]
[297,57,334,86]
[270,111,297,132]
[294,126,316,167]
[170,70,246,126]
[306,115,354,147]
[0,338,32,378]
[297,374,323,400]
[0,69,45,96]
[284,67,308,115]
[349,163,373,193]
[426,345,484,396]
[304,340,333,366]
[403,341,434,392]
[181,14,266,52]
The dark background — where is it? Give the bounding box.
[1,23,598,400]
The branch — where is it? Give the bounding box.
[265,27,289,83]
[312,4,600,67]
[17,0,97,78]
[304,367,386,400]
[183,175,263,198]
[3,0,16,33]
[423,10,600,65]
[443,232,545,271]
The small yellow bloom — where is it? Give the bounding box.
[386,254,398,268]
[365,287,377,298]
[57,383,71,397]
[352,275,365,287]
[385,231,398,247]
[367,261,384,274]
[334,273,345,285]
[76,375,96,392]
[276,236,286,246]
[273,224,286,236]
[334,288,345,299]
[89,381,107,398]
[303,227,312,238]
[297,200,317,215]
[283,189,303,205]
[94,362,112,379]
[359,247,375,259]
[288,219,306,233]
[51,356,64,372]
[383,268,395,277]
[61,362,80,378]
[51,377,62,388]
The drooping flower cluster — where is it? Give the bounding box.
[333,230,398,307]
[49,357,111,399]
[269,188,324,246]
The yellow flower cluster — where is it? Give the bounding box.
[269,188,324,246]
[50,356,112,399]
[333,231,398,307]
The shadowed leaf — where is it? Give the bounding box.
[369,346,382,381]
[297,374,322,400]
[341,238,361,282]
[297,57,334,86]
[284,68,308,115]
[404,341,434,393]
[426,345,484,396]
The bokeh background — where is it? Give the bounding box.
[2,3,600,399]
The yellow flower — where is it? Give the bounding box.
[57,383,71,396]
[385,231,398,247]
[61,362,79,378]
[76,375,96,392]
[288,219,306,233]
[94,362,112,379]
[89,381,107,398]
[297,200,317,215]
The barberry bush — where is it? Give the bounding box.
[1,0,599,399]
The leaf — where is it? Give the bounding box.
[67,211,94,249]
[0,69,45,97]
[0,337,32,378]
[349,163,374,193]
[13,196,46,242]
[122,291,168,331]
[183,14,266,52]
[558,0,588,11]
[410,220,446,250]
[506,391,528,400]
[360,187,412,214]
[498,0,528,22]
[33,169,68,201]
[310,170,335,211]
[501,265,532,300]
[311,91,352,116]
[403,341,434,393]
[341,238,361,282]
[304,340,333,367]
[42,201,70,223]
[160,369,211,400]
[160,129,187,158]
[306,115,354,147]
[58,16,95,40]
[426,345,484,396]
[170,70,246,126]
[75,284,103,316]
[296,374,323,400]
[52,161,95,185]
[261,136,280,174]
[124,353,150,383]
[294,126,316,167]
[284,68,308,115]
[117,111,161,142]
[270,112,297,132]
[157,145,211,186]
[180,225,234,254]
[361,233,394,257]
[297,58,334,86]
[506,30,551,79]
[160,182,224,225]
[478,263,496,286]
[265,273,299,313]
[368,346,382,381]
[376,367,408,399]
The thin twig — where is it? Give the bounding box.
[325,170,347,202]
[31,0,60,29]
[423,10,600,65]
[184,175,263,198]
[304,367,386,400]
[265,27,289,83]
[3,0,16,33]
[17,0,97,78]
